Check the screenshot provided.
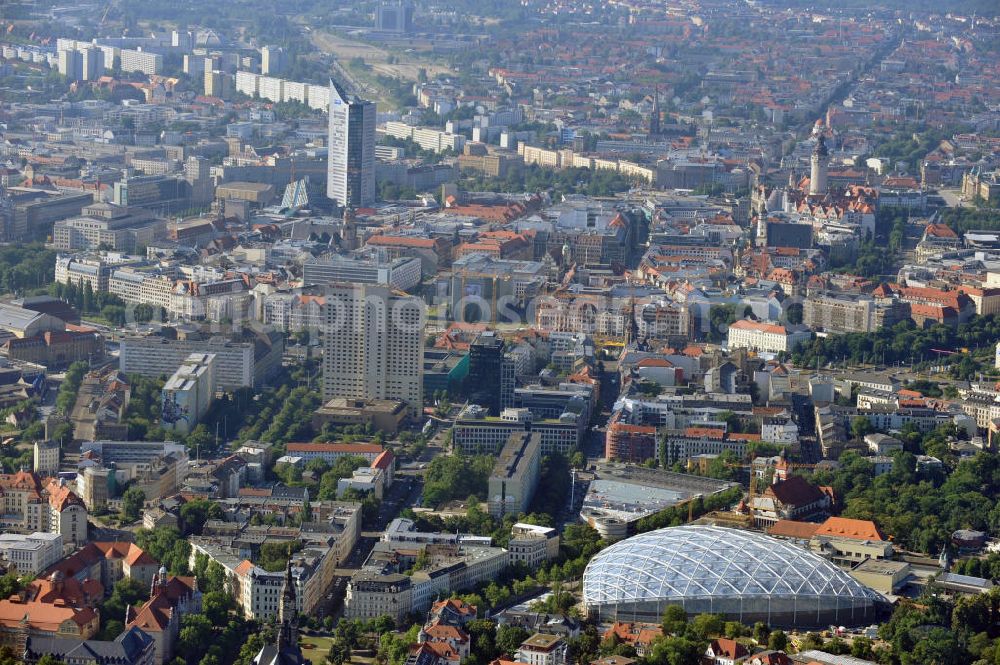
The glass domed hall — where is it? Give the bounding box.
[582,525,882,626]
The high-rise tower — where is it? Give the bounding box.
[649,87,661,136]
[327,81,376,209]
[321,283,424,416]
[809,134,829,196]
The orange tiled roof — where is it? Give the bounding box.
[815,516,883,541]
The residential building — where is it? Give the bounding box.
[125,573,201,665]
[33,441,59,475]
[321,283,424,415]
[70,367,131,441]
[161,353,216,436]
[704,639,750,665]
[515,634,567,665]
[0,472,87,546]
[120,49,163,75]
[507,523,560,569]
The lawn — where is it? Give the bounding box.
[298,633,376,665]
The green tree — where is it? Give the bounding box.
[177,614,213,663]
[647,636,702,665]
[121,486,146,522]
[662,605,688,635]
[101,578,148,627]
[688,613,723,640]
[179,498,223,536]
[767,629,788,651]
[496,625,530,657]
[202,590,234,624]
[851,416,874,440]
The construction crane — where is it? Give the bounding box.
[100,1,117,26]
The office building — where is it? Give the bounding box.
[0,532,63,575]
[184,157,214,206]
[321,283,424,415]
[161,353,216,436]
[376,1,414,32]
[487,432,542,518]
[81,440,187,465]
[303,255,421,291]
[327,81,376,208]
[453,406,584,455]
[468,331,505,415]
[7,189,92,243]
[119,330,283,391]
[52,202,164,253]
[112,175,187,210]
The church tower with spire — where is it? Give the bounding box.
[253,558,307,665]
[649,87,661,137]
[277,558,299,651]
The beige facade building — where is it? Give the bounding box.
[321,283,424,416]
[487,432,542,518]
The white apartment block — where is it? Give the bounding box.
[109,268,174,311]
[383,121,466,154]
[235,70,260,97]
[258,76,285,103]
[516,635,568,665]
[33,441,60,475]
[120,336,256,390]
[306,84,329,111]
[120,49,163,75]
[283,80,308,105]
[162,353,216,436]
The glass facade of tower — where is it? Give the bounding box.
[327,81,376,208]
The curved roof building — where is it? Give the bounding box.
[582,525,882,626]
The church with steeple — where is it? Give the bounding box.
[253,560,309,665]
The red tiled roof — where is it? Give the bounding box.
[768,520,820,540]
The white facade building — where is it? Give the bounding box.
[726,319,811,355]
[0,532,63,574]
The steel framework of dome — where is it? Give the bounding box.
[582,525,882,626]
